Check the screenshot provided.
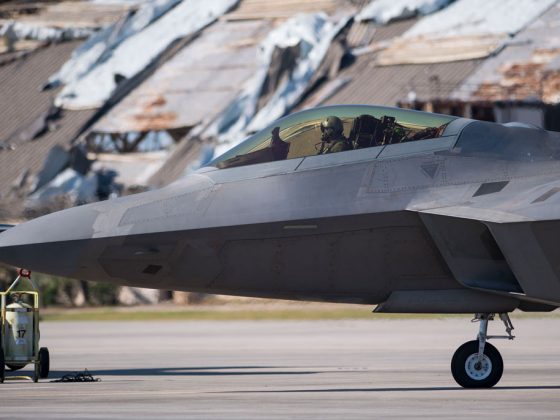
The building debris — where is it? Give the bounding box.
[0,20,95,43]
[0,0,135,53]
[0,40,97,217]
[355,0,453,24]
[118,287,161,305]
[404,0,556,39]
[223,0,346,21]
[377,0,557,65]
[53,0,240,110]
[452,3,560,105]
[3,0,560,216]
[46,0,181,90]
[92,18,269,133]
[27,168,98,209]
[205,12,352,155]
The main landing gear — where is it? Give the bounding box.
[451,313,515,388]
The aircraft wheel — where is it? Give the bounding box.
[451,340,503,388]
[0,348,4,383]
[39,347,50,378]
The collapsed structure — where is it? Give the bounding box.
[2,0,560,217]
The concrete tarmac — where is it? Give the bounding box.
[1,317,560,419]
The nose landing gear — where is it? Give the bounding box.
[451,313,515,388]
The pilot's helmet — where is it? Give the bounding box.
[320,116,344,141]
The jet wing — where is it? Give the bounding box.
[406,178,560,307]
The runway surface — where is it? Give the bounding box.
[2,317,560,419]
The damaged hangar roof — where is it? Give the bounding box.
[0,0,135,51]
[320,57,482,107]
[223,0,349,20]
[0,41,95,202]
[52,0,239,110]
[300,11,482,108]
[306,0,560,108]
[91,0,361,135]
[451,2,560,104]
[93,18,270,133]
[0,1,134,29]
[376,0,558,65]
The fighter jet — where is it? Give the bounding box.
[1,104,559,388]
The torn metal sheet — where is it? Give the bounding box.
[377,34,504,66]
[0,20,94,42]
[224,0,343,21]
[93,18,269,133]
[355,0,453,24]
[403,0,557,39]
[53,0,239,110]
[452,2,560,104]
[0,1,134,42]
[376,0,557,65]
[46,0,180,90]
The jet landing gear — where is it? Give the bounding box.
[451,313,515,388]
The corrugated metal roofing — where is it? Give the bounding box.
[320,56,482,106]
[0,109,95,205]
[452,2,560,104]
[404,0,556,39]
[376,0,558,65]
[54,0,238,110]
[0,1,133,29]
[346,16,417,48]
[224,0,346,20]
[299,14,482,108]
[0,41,96,202]
[93,18,269,133]
[0,41,81,143]
[298,17,420,108]
[377,34,504,65]
[355,0,453,24]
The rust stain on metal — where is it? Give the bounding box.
[473,47,560,103]
[131,112,177,132]
[144,96,167,109]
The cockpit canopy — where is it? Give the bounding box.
[208,105,457,169]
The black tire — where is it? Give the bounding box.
[33,362,39,383]
[0,348,4,383]
[6,363,25,372]
[451,340,503,388]
[38,347,49,379]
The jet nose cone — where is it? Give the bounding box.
[0,205,100,276]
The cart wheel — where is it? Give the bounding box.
[6,363,25,372]
[33,362,39,383]
[0,348,4,383]
[39,347,49,379]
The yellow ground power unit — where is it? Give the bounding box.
[0,269,49,382]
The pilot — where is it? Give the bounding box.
[318,116,352,154]
[270,126,290,160]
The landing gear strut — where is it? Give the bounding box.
[451,313,515,388]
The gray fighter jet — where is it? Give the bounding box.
[1,104,559,388]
